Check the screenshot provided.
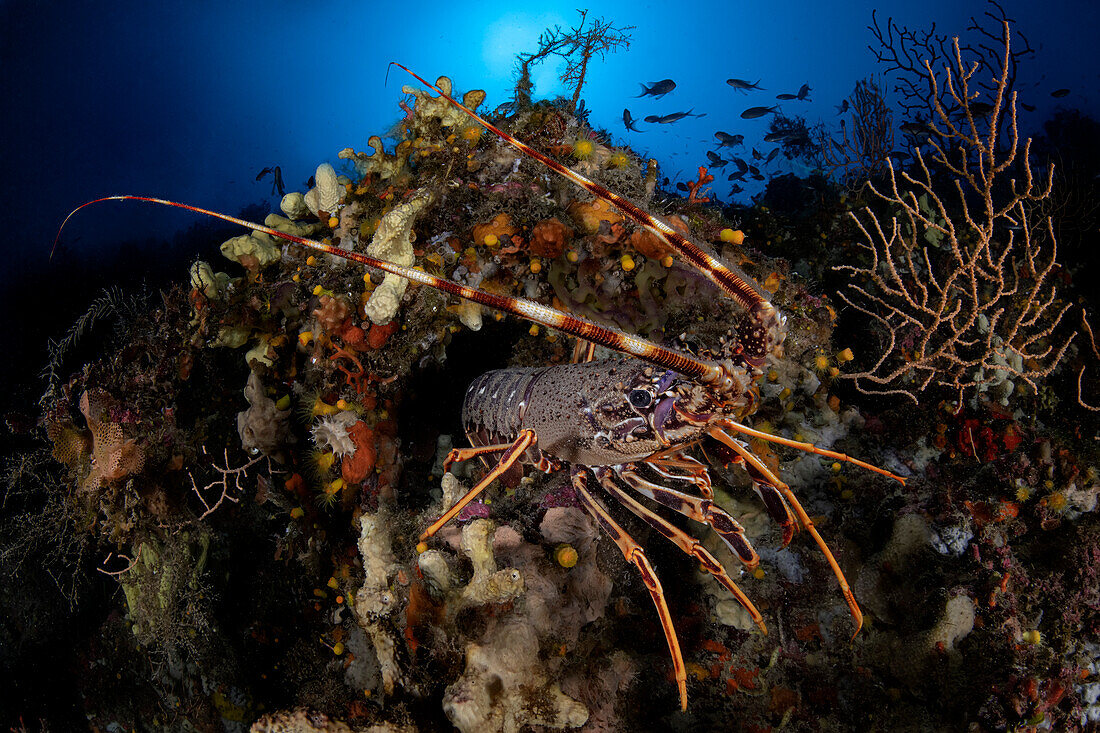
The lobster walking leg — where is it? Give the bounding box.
[707,426,864,637]
[572,469,688,711]
[571,338,597,364]
[644,451,714,499]
[443,442,521,474]
[594,468,767,635]
[420,429,536,542]
[717,418,906,485]
[618,466,760,568]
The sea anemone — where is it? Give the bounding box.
[311,412,358,457]
[608,150,630,168]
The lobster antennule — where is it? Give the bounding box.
[389,62,770,314]
[54,195,723,383]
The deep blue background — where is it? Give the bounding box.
[0,0,1096,395]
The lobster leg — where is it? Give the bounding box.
[645,452,714,499]
[618,466,760,569]
[572,468,688,711]
[420,429,536,542]
[707,426,863,637]
[571,338,597,364]
[442,442,519,473]
[716,418,906,485]
[594,468,767,635]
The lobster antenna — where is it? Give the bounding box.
[55,196,724,384]
[389,62,770,314]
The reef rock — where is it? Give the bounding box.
[443,620,588,733]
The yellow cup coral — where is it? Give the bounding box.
[720,228,745,245]
[573,139,595,159]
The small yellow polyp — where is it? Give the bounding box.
[554,544,579,568]
[415,542,428,554]
[720,228,745,245]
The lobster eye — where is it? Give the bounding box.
[628,389,653,408]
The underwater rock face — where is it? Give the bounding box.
[444,621,589,733]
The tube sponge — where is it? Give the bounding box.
[401,76,487,129]
[236,371,291,454]
[303,163,342,217]
[363,188,433,324]
[220,232,281,271]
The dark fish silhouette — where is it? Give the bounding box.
[836,100,849,115]
[727,171,745,181]
[776,93,798,100]
[256,165,286,197]
[726,78,764,92]
[1052,88,1070,98]
[751,148,763,161]
[764,131,791,143]
[1021,102,1036,112]
[637,79,677,99]
[706,151,729,168]
[644,109,706,124]
[623,109,643,132]
[899,121,933,138]
[796,83,812,100]
[714,131,744,147]
[732,157,749,173]
[729,183,744,193]
[765,148,780,164]
[740,105,778,119]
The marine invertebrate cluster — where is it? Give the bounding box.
[28,6,1100,726]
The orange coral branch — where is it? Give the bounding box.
[686,166,714,204]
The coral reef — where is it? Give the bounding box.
[13,11,1100,731]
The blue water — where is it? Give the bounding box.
[1,0,1096,309]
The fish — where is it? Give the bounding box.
[967,101,993,116]
[749,164,761,176]
[763,131,791,143]
[676,182,689,192]
[637,79,677,99]
[740,105,778,119]
[776,93,798,100]
[256,165,286,195]
[1021,102,1036,112]
[765,148,780,164]
[726,78,764,92]
[645,110,706,124]
[732,157,749,173]
[899,121,932,138]
[623,109,643,132]
[1052,88,1070,98]
[751,148,763,161]
[706,151,729,168]
[714,131,744,147]
[796,83,812,100]
[729,183,744,193]
[836,100,849,115]
[727,171,745,181]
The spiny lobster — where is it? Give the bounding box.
[57,64,905,710]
